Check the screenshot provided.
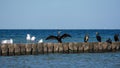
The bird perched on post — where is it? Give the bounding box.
[106,38,112,44]
[38,39,43,43]
[96,32,101,42]
[26,34,36,43]
[9,39,13,44]
[26,34,31,43]
[31,36,36,43]
[46,31,71,43]
[84,34,89,43]
[114,34,119,42]
[1,39,13,44]
[1,40,7,44]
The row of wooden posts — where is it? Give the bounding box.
[0,42,120,56]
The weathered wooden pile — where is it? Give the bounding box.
[0,42,120,56]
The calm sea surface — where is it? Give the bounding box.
[0,29,120,68]
[0,53,120,68]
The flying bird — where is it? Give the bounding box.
[46,31,71,43]
[114,34,119,42]
[84,34,89,42]
[96,32,101,42]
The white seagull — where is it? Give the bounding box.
[26,34,31,41]
[38,39,43,43]
[31,36,36,43]
[9,39,13,44]
[1,39,13,44]
[26,34,31,43]
[1,40,8,44]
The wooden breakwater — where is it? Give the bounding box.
[0,42,120,56]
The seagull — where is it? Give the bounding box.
[9,39,13,44]
[26,34,31,40]
[31,36,36,43]
[38,39,43,43]
[26,34,31,43]
[1,39,13,44]
[46,31,71,43]
[96,32,101,42]
[1,40,8,44]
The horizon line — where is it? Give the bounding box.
[0,28,120,30]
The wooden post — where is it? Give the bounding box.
[63,43,69,53]
[83,43,89,53]
[102,42,108,52]
[78,43,83,53]
[98,43,103,52]
[116,42,120,51]
[25,44,32,55]
[14,44,21,55]
[47,43,54,53]
[19,44,26,55]
[58,43,63,53]
[43,43,48,54]
[68,43,74,53]
[0,45,2,56]
[32,44,38,55]
[93,42,99,53]
[53,43,59,53]
[111,42,120,52]
[1,44,8,56]
[107,43,112,52]
[73,42,79,53]
[37,43,43,54]
[89,42,94,53]
[8,44,14,56]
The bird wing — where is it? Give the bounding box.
[46,35,58,40]
[60,33,71,39]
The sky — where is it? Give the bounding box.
[0,0,120,29]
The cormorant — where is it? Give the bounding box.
[114,34,119,42]
[96,32,101,42]
[84,34,89,42]
[106,38,112,44]
[46,31,71,43]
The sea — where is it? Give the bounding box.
[0,29,120,68]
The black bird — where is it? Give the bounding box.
[106,38,112,44]
[84,34,89,42]
[46,31,71,43]
[114,34,119,42]
[96,32,101,42]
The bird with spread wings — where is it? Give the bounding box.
[46,31,71,43]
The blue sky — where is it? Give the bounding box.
[0,0,120,29]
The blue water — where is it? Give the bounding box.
[0,53,120,68]
[0,29,120,68]
[0,29,120,43]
